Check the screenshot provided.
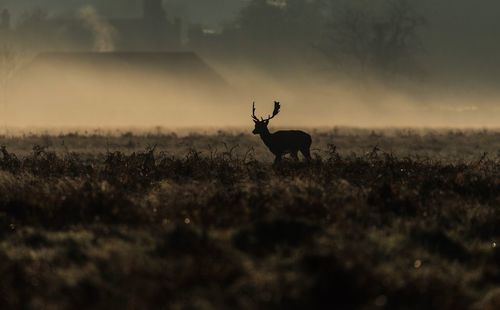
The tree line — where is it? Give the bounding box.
[215,0,426,76]
[0,0,427,79]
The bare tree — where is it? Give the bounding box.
[321,0,426,75]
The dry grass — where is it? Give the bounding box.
[0,129,499,309]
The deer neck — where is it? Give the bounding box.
[259,128,273,147]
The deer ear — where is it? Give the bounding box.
[264,120,270,125]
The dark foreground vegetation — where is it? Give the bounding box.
[0,129,500,309]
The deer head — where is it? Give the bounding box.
[252,101,281,135]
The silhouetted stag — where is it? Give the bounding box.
[252,101,312,164]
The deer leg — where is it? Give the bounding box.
[300,148,312,162]
[291,151,299,161]
[273,155,282,165]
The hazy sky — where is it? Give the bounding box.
[1,0,248,26]
[419,0,500,80]
[3,0,500,63]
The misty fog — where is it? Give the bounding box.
[1,0,500,129]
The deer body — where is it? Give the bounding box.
[252,101,312,164]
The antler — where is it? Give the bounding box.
[252,101,281,122]
[265,101,281,121]
[252,102,260,122]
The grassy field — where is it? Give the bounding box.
[0,128,500,309]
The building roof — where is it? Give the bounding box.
[26,51,227,87]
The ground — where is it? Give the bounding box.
[0,128,499,309]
